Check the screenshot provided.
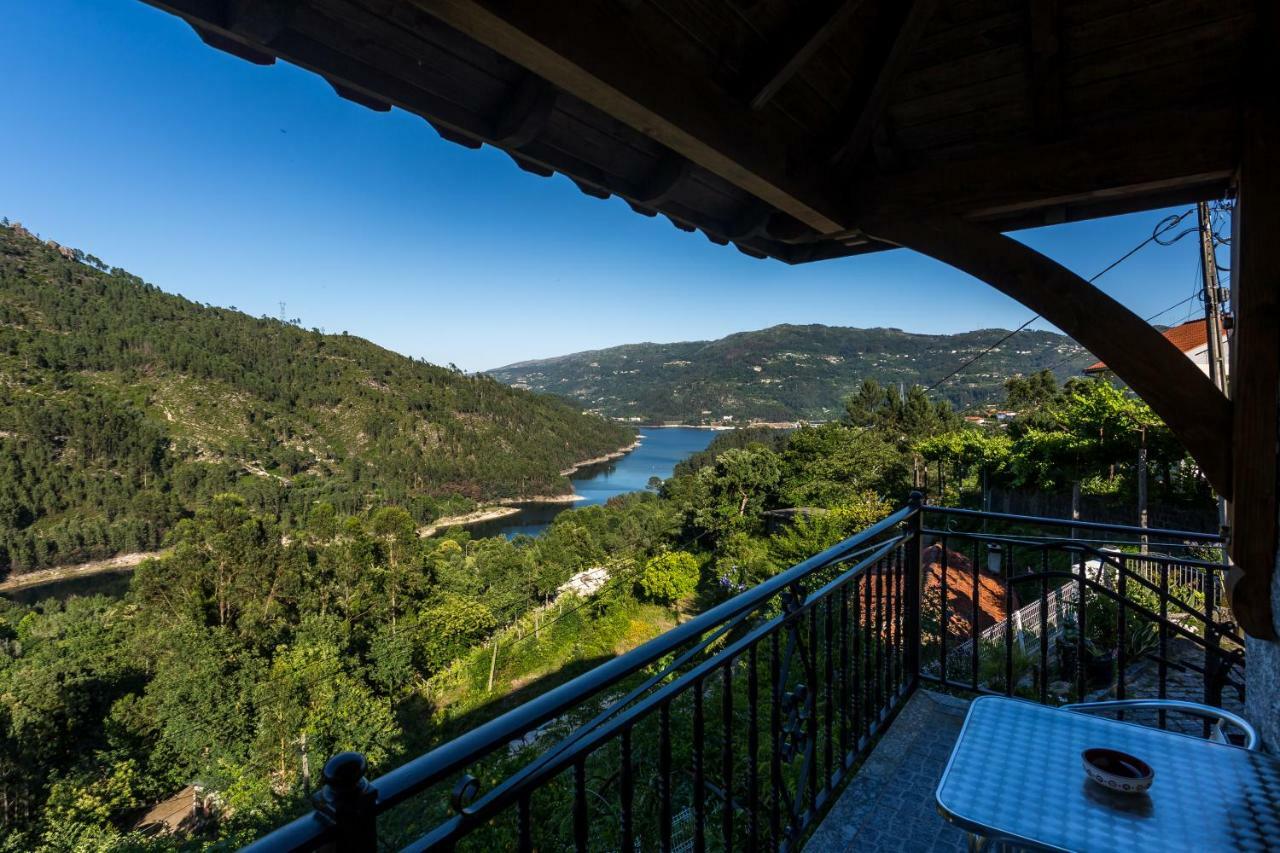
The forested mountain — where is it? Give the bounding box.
[0,222,632,574]
[490,324,1091,423]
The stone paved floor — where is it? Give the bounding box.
[805,690,971,853]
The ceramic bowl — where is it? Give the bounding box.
[1082,747,1154,794]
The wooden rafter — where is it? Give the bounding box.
[863,214,1234,499]
[826,0,940,171]
[149,0,1248,262]
[405,0,852,234]
[745,0,868,110]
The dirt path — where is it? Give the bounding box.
[418,506,523,537]
[0,550,165,592]
[557,439,642,476]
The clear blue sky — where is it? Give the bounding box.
[2,0,1210,372]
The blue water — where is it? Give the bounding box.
[473,427,718,539]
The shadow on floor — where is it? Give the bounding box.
[806,690,972,852]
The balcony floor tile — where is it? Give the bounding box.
[806,690,970,852]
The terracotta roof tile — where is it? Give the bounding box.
[921,544,1009,636]
[1084,319,1209,373]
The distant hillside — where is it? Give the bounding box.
[490,324,1091,423]
[0,221,633,573]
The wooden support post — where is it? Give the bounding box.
[1226,99,1280,640]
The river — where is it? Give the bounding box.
[467,426,718,538]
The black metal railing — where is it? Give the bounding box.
[918,505,1241,725]
[244,498,1236,852]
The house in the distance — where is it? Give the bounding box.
[1084,318,1228,381]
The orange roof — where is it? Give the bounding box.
[921,544,1010,636]
[1084,319,1209,373]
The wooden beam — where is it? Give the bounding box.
[225,0,297,43]
[490,74,557,148]
[863,214,1233,497]
[1226,100,1280,640]
[724,202,772,242]
[631,156,691,207]
[407,0,852,234]
[1028,0,1065,141]
[827,0,940,171]
[745,0,868,110]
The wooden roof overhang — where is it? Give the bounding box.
[139,0,1278,637]
[143,0,1249,262]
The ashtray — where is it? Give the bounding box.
[1082,747,1154,794]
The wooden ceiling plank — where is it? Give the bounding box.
[855,107,1236,221]
[406,0,852,234]
[1028,0,1065,140]
[746,0,868,110]
[1065,0,1250,60]
[828,0,942,170]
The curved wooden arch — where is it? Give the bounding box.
[862,215,1233,497]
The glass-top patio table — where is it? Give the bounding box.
[936,696,1280,852]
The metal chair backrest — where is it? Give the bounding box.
[1062,699,1258,751]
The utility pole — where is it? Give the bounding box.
[1137,428,1149,554]
[1197,202,1231,540]
[1197,202,1229,389]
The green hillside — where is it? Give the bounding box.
[489,323,1092,423]
[0,221,632,574]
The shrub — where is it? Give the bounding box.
[636,551,700,604]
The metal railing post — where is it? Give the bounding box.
[314,752,378,852]
[904,491,924,682]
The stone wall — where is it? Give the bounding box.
[1244,540,1280,753]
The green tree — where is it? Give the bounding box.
[1004,369,1061,411]
[636,552,700,604]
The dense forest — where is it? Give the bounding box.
[489,323,1092,422]
[0,360,1214,849]
[0,222,633,575]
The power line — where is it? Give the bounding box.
[927,208,1197,393]
[924,317,1039,393]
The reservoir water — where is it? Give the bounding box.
[4,428,721,603]
[469,426,718,538]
